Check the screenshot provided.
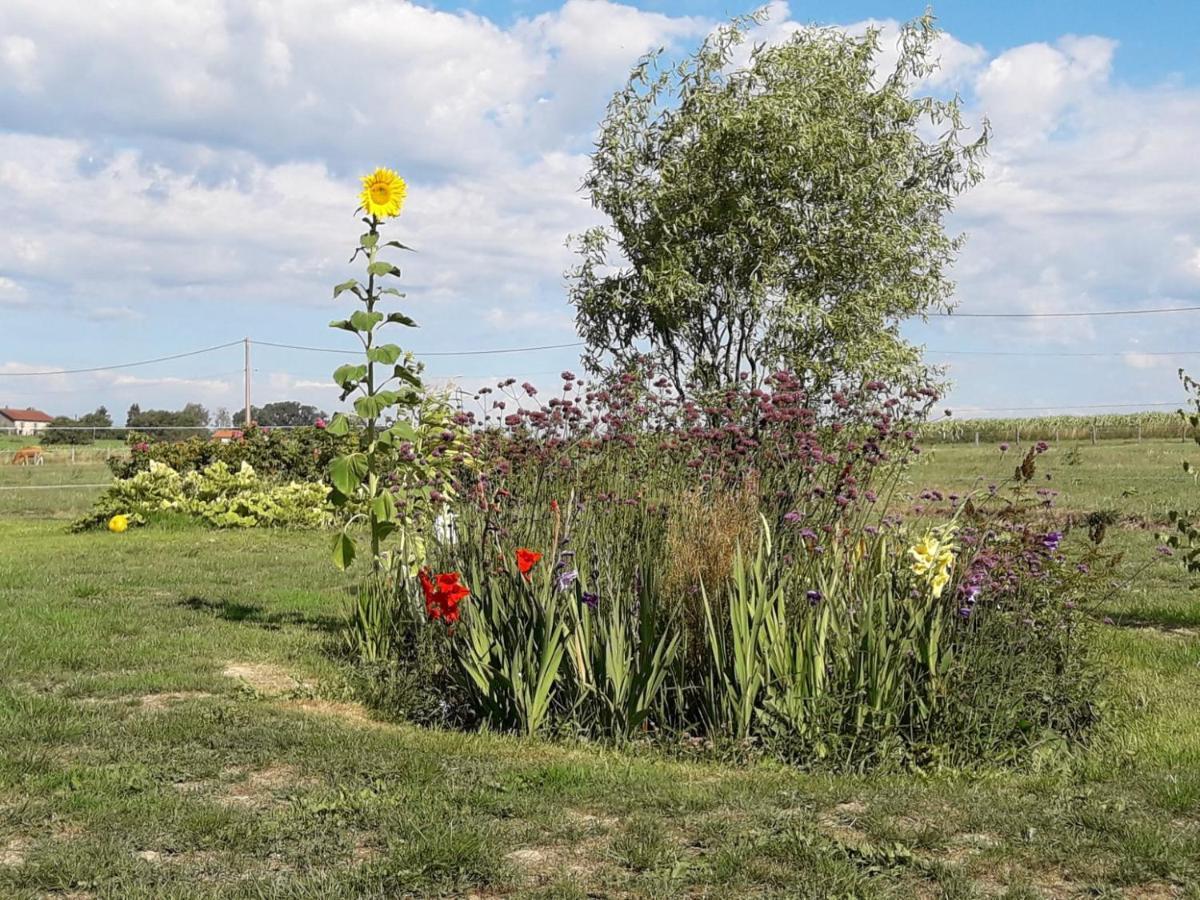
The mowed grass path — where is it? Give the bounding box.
[1,447,1199,897]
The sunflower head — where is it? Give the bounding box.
[359,168,407,219]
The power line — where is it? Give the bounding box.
[252,339,585,357]
[928,347,1200,358]
[1,370,245,396]
[0,341,242,377]
[953,401,1181,413]
[931,305,1200,319]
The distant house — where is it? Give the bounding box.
[0,407,53,437]
[212,428,244,444]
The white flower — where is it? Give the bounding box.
[434,509,458,546]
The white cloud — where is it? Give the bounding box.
[85,305,143,322]
[107,373,237,391]
[0,0,1198,416]
[0,275,27,306]
[974,36,1117,146]
[0,35,38,92]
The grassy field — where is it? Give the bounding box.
[908,440,1196,524]
[1,442,1198,897]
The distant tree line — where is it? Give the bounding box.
[39,400,326,445]
[233,401,327,428]
[40,407,115,445]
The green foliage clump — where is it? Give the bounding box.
[109,425,347,483]
[1158,369,1200,572]
[40,406,113,445]
[233,400,327,427]
[570,11,986,396]
[125,402,210,441]
[74,459,328,531]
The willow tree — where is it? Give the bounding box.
[568,12,988,397]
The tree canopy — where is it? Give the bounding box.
[40,407,113,445]
[125,403,210,440]
[233,401,327,428]
[568,11,988,398]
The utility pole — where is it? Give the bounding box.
[243,338,252,429]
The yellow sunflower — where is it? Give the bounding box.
[108,514,129,533]
[359,168,407,219]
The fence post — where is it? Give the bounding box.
[974,430,979,446]
[71,448,75,465]
[1137,423,1142,442]
[1091,424,1097,445]
[1015,427,1020,446]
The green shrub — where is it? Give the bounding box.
[74,460,329,531]
[110,425,351,482]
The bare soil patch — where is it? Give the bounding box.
[222,662,303,696]
[287,698,380,726]
[817,800,870,847]
[139,691,214,710]
[220,765,313,808]
[0,837,29,867]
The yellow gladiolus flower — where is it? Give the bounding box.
[930,569,950,598]
[108,514,129,533]
[909,529,954,596]
[359,168,407,219]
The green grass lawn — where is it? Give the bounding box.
[1,445,1198,897]
[0,462,112,521]
[910,439,1196,523]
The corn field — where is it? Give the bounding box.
[919,411,1188,444]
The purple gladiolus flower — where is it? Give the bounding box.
[806,590,822,605]
[581,591,599,611]
[556,569,579,592]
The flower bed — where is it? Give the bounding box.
[344,367,1110,769]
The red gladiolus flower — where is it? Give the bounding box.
[419,569,470,623]
[516,548,542,580]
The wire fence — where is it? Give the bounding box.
[1,420,1195,470]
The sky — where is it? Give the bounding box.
[2,0,1200,422]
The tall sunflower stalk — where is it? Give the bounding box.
[325,168,426,572]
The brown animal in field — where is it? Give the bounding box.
[11,447,43,465]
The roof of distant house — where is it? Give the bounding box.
[212,428,243,440]
[0,407,53,423]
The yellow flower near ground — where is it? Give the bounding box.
[108,514,129,533]
[359,168,407,219]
